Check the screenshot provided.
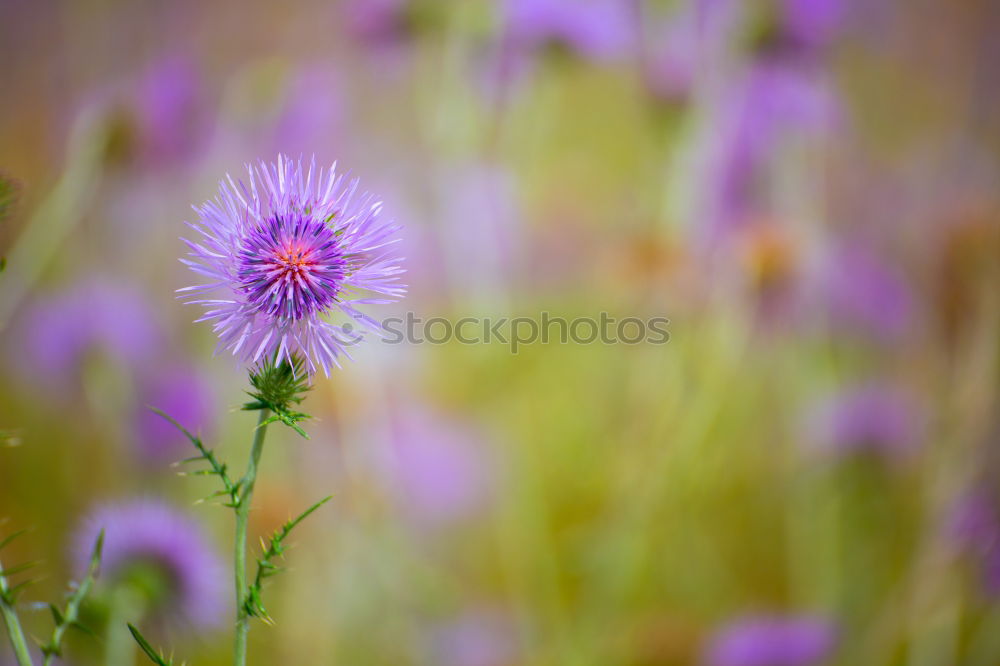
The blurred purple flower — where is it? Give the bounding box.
[134,55,206,166]
[776,0,845,52]
[704,615,837,666]
[642,8,698,103]
[504,0,634,63]
[430,610,516,666]
[9,280,161,394]
[949,489,1000,593]
[270,66,345,157]
[73,500,227,627]
[819,243,913,342]
[699,63,839,242]
[133,365,216,464]
[433,165,523,302]
[181,155,406,375]
[342,0,412,45]
[807,383,920,460]
[380,404,492,527]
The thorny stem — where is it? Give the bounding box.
[233,408,270,666]
[0,556,34,666]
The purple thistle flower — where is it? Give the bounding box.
[181,155,406,375]
[806,383,920,460]
[703,615,838,666]
[73,500,227,627]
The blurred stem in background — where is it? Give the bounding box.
[0,555,33,666]
[105,588,145,666]
[0,110,109,331]
[233,409,271,666]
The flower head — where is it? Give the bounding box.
[703,615,838,666]
[181,155,405,375]
[73,499,227,627]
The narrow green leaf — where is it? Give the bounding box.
[244,496,331,621]
[0,560,39,577]
[150,406,240,508]
[0,529,27,551]
[48,603,64,626]
[127,623,174,666]
[41,529,104,664]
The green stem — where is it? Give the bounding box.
[0,558,34,666]
[234,409,271,666]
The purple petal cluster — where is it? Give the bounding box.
[73,499,227,627]
[181,155,406,375]
[704,615,837,666]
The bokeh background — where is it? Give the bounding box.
[2,1,1000,664]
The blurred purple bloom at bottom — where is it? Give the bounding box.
[704,615,837,666]
[807,384,920,460]
[73,500,227,628]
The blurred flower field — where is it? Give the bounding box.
[1,1,999,665]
